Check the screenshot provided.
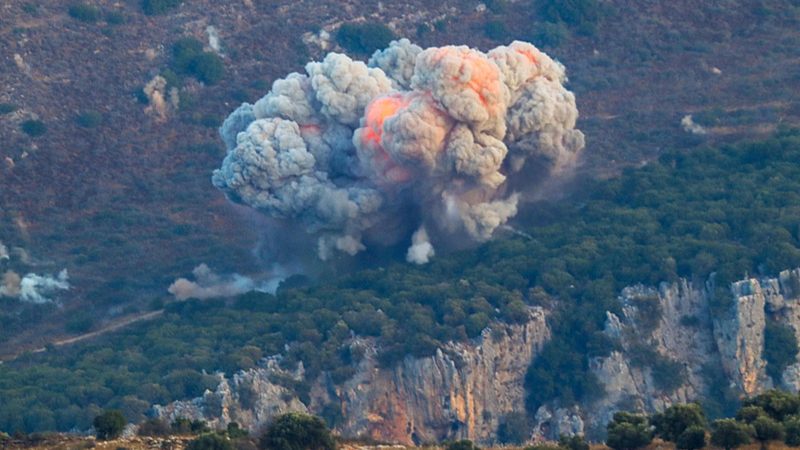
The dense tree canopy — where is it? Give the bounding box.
[3,130,800,433]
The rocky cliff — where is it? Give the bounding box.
[155,270,800,444]
[155,307,550,445]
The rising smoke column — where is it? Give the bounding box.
[213,40,584,263]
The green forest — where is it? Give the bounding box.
[3,128,800,434]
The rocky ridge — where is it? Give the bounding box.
[156,270,800,444]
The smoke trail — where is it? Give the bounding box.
[168,264,285,300]
[214,40,584,262]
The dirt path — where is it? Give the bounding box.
[0,309,164,364]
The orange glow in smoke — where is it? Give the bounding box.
[431,49,500,107]
[513,46,538,65]
[361,95,411,158]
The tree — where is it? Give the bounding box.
[764,323,799,382]
[710,419,754,450]
[675,426,706,450]
[559,434,590,450]
[752,416,785,450]
[259,413,335,450]
[21,120,47,137]
[784,416,800,446]
[189,53,225,85]
[335,22,396,55]
[651,403,707,442]
[606,412,653,450]
[743,389,800,421]
[93,409,126,440]
[446,440,480,450]
[497,412,530,444]
[188,433,235,450]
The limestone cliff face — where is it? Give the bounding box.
[155,307,550,445]
[156,270,800,444]
[534,270,800,440]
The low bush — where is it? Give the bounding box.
[336,22,396,55]
[68,3,100,22]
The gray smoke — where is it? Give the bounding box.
[168,264,285,300]
[0,269,70,304]
[214,40,584,262]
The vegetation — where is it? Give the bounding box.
[76,110,103,128]
[536,0,600,34]
[171,37,225,85]
[651,403,707,443]
[497,412,531,444]
[446,440,480,450]
[606,412,653,450]
[259,413,335,450]
[0,103,19,114]
[336,22,396,56]
[675,426,706,450]
[4,132,800,433]
[68,3,100,23]
[188,433,235,450]
[711,419,754,450]
[21,119,47,136]
[142,0,182,15]
[93,409,126,440]
[484,20,510,41]
[763,322,799,381]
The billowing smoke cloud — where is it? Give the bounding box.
[168,264,285,300]
[214,40,584,262]
[0,269,70,303]
[406,227,434,265]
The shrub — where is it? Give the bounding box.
[76,111,103,128]
[142,0,182,15]
[68,3,100,22]
[485,0,509,14]
[559,434,590,450]
[173,37,204,71]
[138,418,171,437]
[537,0,600,30]
[259,413,335,450]
[94,409,127,440]
[446,440,480,450]
[784,416,800,446]
[532,22,568,47]
[606,412,653,450]
[21,120,47,137]
[188,433,235,450]
[497,412,530,445]
[484,19,509,41]
[105,11,126,25]
[675,426,706,450]
[710,419,754,450]
[764,322,798,381]
[336,22,396,55]
[650,403,707,443]
[0,103,19,115]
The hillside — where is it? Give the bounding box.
[2,0,800,443]
[2,0,800,354]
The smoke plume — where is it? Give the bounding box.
[214,40,584,263]
[0,269,70,303]
[168,264,284,300]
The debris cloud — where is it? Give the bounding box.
[214,40,584,262]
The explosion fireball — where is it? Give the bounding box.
[213,39,584,264]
